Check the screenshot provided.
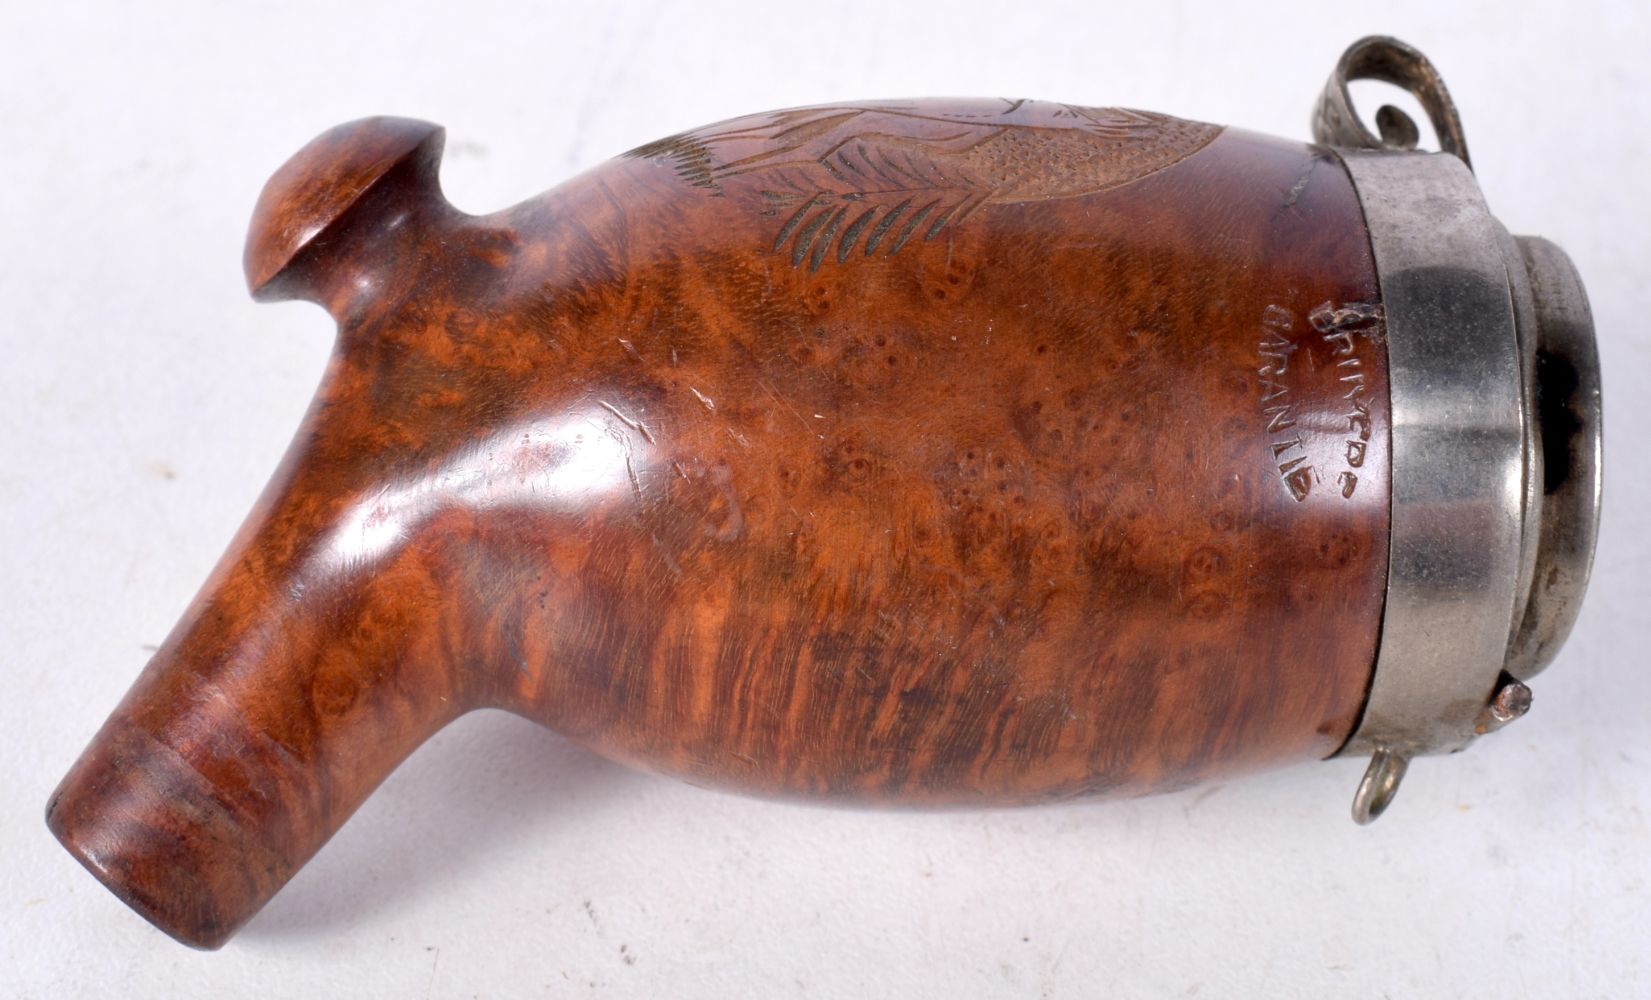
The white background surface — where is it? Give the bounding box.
[2,2,1647,997]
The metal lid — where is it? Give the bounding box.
[1503,236,1603,683]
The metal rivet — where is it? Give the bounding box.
[1476,678,1533,735]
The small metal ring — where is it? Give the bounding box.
[1312,36,1472,171]
[1352,748,1409,825]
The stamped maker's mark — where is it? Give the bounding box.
[1311,301,1384,498]
[1256,301,1384,502]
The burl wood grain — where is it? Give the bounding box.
[48,102,1390,948]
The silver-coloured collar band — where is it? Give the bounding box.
[1335,148,1528,764]
[1312,37,1602,823]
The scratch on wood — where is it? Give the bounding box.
[599,399,656,444]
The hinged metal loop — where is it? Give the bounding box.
[1352,748,1409,825]
[1312,36,1472,171]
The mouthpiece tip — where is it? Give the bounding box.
[46,718,292,950]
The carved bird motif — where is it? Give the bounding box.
[629,99,1222,269]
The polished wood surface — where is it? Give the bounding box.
[49,102,1390,948]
